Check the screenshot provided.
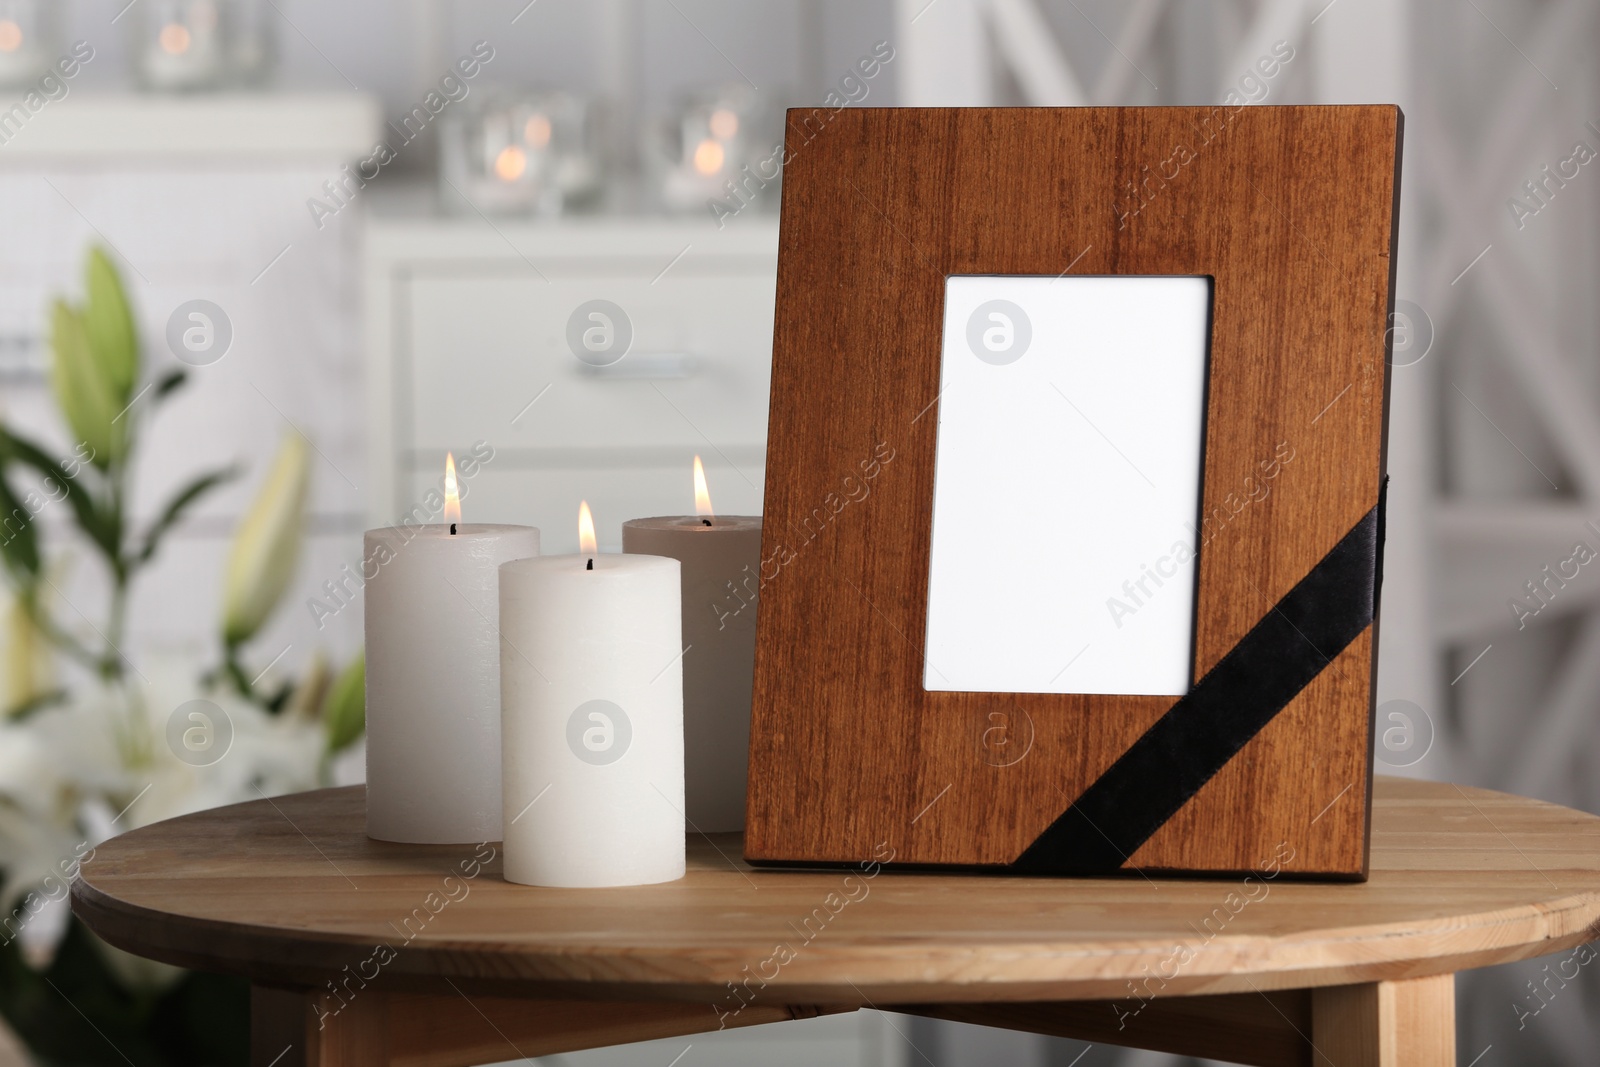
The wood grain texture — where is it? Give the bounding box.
[748,106,1402,874]
[1310,975,1455,1067]
[72,779,1600,1006]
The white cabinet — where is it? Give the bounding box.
[366,217,778,552]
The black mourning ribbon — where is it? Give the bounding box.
[1013,488,1385,874]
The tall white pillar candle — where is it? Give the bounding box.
[500,505,685,887]
[365,520,540,843]
[621,513,760,832]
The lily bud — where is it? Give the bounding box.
[283,652,331,721]
[222,434,311,646]
[2,593,53,717]
[323,652,365,753]
[49,300,124,467]
[83,247,140,406]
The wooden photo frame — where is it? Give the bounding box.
[745,106,1402,878]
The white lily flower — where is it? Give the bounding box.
[0,654,324,982]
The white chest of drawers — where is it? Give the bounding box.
[365,216,779,551]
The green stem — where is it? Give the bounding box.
[216,643,292,714]
[112,674,153,768]
[99,451,131,684]
[221,643,258,705]
[105,570,129,682]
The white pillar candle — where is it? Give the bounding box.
[621,463,760,832]
[500,502,685,887]
[365,456,539,844]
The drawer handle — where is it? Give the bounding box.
[575,352,698,379]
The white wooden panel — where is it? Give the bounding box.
[895,0,992,106]
[123,530,367,669]
[402,266,774,457]
[0,168,365,526]
[1,93,379,161]
[365,218,779,524]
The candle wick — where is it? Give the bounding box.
[450,523,457,535]
[586,558,593,571]
[701,518,712,527]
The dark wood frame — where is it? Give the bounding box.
[745,105,1402,877]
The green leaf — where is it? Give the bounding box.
[0,426,117,561]
[0,471,40,584]
[151,368,187,404]
[136,465,240,564]
[5,687,66,721]
[323,653,365,753]
[83,247,139,405]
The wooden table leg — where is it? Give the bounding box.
[252,983,855,1067]
[900,975,1457,1067]
[1310,973,1456,1067]
[253,986,386,1067]
[252,986,309,1067]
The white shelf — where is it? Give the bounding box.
[0,92,380,162]
[365,211,780,261]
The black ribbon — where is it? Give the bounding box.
[1013,490,1385,874]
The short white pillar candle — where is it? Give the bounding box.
[621,458,761,832]
[364,515,540,844]
[500,502,686,887]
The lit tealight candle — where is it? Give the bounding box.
[500,502,685,887]
[138,0,224,90]
[365,453,540,843]
[622,457,762,832]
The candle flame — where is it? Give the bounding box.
[494,145,527,181]
[578,500,597,556]
[159,23,191,55]
[692,138,725,176]
[693,455,714,519]
[443,453,461,526]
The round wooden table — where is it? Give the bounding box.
[72,777,1600,1067]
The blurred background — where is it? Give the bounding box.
[0,0,1591,1064]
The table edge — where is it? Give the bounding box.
[68,779,1600,1003]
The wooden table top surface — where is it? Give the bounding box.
[70,778,1600,1005]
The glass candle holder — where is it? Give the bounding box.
[134,0,226,92]
[0,0,57,89]
[228,0,275,86]
[650,85,782,215]
[440,91,602,217]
